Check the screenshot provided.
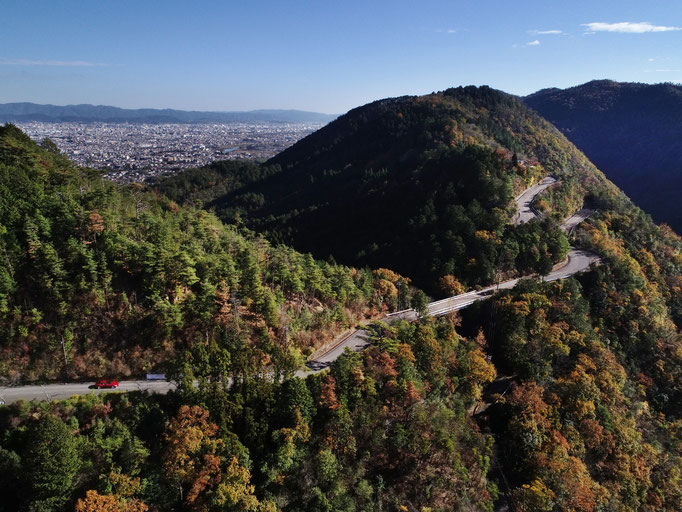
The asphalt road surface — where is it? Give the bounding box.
[561,208,595,232]
[306,178,599,369]
[304,329,373,371]
[1,178,600,400]
[0,380,176,405]
[424,247,600,317]
[514,175,558,224]
[303,244,600,373]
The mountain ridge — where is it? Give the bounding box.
[524,79,682,231]
[152,85,682,510]
[0,102,338,124]
[193,85,618,293]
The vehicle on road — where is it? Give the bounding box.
[94,379,119,389]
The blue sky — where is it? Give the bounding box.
[2,0,681,113]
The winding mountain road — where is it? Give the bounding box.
[562,208,595,232]
[514,175,558,224]
[0,177,600,402]
[306,177,599,370]
[305,245,600,371]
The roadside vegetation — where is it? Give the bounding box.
[1,83,681,511]
[0,312,498,512]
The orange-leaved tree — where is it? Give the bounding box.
[162,405,274,511]
[74,490,148,512]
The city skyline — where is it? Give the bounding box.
[2,0,682,113]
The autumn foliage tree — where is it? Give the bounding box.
[74,490,148,512]
[439,274,466,296]
[162,405,270,511]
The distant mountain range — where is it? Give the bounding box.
[0,102,338,124]
[525,80,682,231]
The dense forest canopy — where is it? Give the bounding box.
[525,79,682,232]
[152,85,682,511]
[0,312,500,512]
[0,124,410,381]
[1,81,682,511]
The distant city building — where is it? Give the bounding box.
[16,121,321,182]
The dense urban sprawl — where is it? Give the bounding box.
[16,121,323,182]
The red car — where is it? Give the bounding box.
[94,379,119,389]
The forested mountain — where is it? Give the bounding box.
[0,102,337,124]
[0,124,400,381]
[153,86,682,510]
[185,86,615,293]
[525,80,682,232]
[151,159,282,207]
[0,124,497,511]
[2,79,682,512]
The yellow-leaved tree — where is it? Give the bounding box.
[162,405,277,511]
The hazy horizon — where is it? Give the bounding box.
[4,77,681,117]
[2,1,682,112]
[0,101,340,115]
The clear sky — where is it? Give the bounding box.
[2,0,681,113]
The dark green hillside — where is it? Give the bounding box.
[152,159,281,207]
[0,124,396,381]
[0,124,498,512]
[206,86,614,292]
[525,80,682,231]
